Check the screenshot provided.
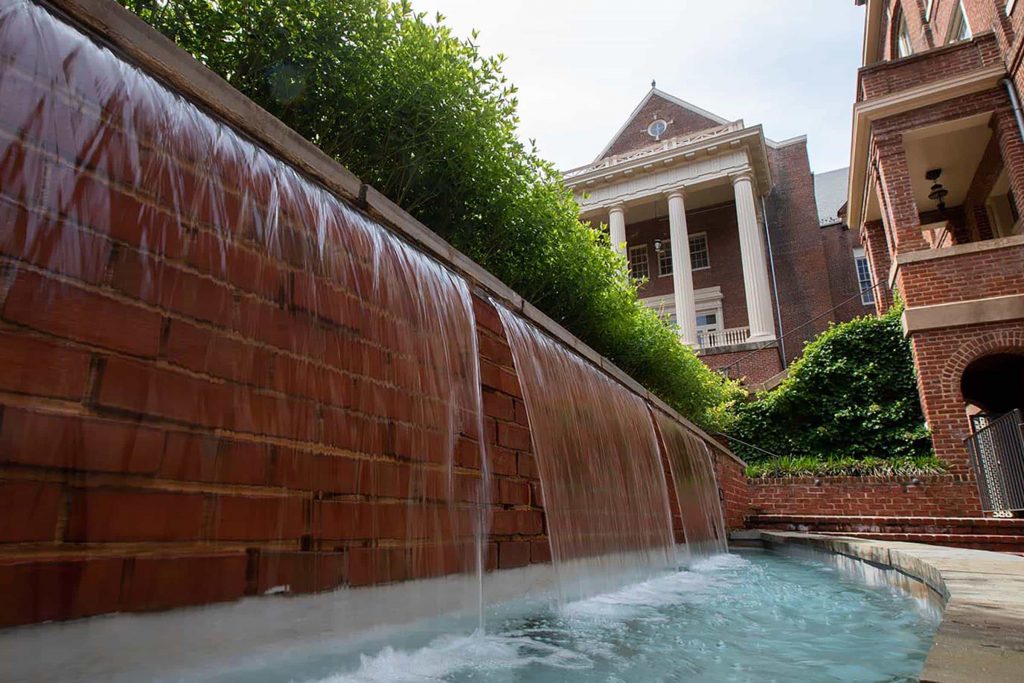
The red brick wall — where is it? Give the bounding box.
[748,474,982,517]
[821,223,876,323]
[899,243,1024,306]
[0,0,738,629]
[713,452,749,531]
[764,142,836,364]
[861,30,1001,101]
[909,320,1024,471]
[700,346,782,386]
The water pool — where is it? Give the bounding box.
[190,549,939,683]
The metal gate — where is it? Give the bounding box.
[965,409,1024,517]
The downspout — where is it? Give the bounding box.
[1002,77,1024,146]
[760,196,787,367]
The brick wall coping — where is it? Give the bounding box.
[746,531,1024,683]
[41,0,744,467]
[895,233,1024,266]
[747,473,973,486]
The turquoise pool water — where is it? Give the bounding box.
[202,549,939,682]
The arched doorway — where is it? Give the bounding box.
[961,353,1024,418]
[960,352,1024,517]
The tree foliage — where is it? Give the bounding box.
[729,305,932,463]
[118,0,741,427]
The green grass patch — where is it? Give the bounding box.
[745,455,948,479]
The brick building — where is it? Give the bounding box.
[848,0,1024,480]
[564,88,874,385]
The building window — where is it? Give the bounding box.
[647,119,668,140]
[1009,0,1018,17]
[925,0,935,21]
[947,2,971,43]
[895,10,913,58]
[657,240,673,276]
[696,311,719,333]
[689,233,710,270]
[628,244,649,280]
[854,249,875,305]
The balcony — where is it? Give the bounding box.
[696,326,749,351]
[856,32,1002,103]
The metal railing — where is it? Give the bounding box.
[696,326,749,351]
[965,409,1024,517]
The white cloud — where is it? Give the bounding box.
[411,0,866,173]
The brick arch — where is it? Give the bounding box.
[939,329,1024,404]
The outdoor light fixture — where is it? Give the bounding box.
[926,168,949,212]
[654,238,664,253]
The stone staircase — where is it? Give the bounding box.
[748,514,1024,553]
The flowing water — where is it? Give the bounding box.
[164,550,940,682]
[655,413,729,558]
[1,0,488,626]
[496,304,677,601]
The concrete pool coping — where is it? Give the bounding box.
[733,529,1024,683]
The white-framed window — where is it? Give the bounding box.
[895,10,913,58]
[1009,0,1019,17]
[854,248,875,306]
[689,233,710,270]
[628,244,649,280]
[925,0,935,21]
[657,239,673,277]
[947,2,972,43]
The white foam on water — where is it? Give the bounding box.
[316,630,593,683]
[561,552,742,620]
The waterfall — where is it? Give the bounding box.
[0,0,488,627]
[495,304,676,602]
[654,412,729,559]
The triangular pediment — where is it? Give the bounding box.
[595,89,729,162]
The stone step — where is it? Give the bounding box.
[749,514,1024,537]
[811,531,1024,553]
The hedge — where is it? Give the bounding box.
[118,0,742,429]
[729,304,932,463]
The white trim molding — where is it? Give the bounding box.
[902,294,1024,333]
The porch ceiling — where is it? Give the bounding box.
[903,114,992,212]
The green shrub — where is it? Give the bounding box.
[729,304,932,462]
[745,455,946,479]
[118,0,741,428]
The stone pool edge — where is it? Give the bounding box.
[732,529,1024,683]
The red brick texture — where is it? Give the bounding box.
[713,452,749,531]
[747,475,982,517]
[600,93,724,160]
[851,15,1024,490]
[0,2,737,629]
[700,346,782,386]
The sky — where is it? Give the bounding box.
[410,1,867,174]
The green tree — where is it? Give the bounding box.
[118,0,741,428]
[730,305,932,464]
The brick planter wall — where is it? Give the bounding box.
[0,0,740,629]
[747,474,982,518]
[714,453,750,531]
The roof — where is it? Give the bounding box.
[813,167,849,226]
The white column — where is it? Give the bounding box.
[667,190,697,346]
[732,172,776,342]
[608,204,626,256]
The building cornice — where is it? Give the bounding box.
[565,124,773,203]
[845,64,1006,232]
